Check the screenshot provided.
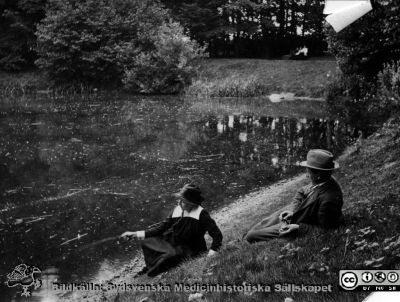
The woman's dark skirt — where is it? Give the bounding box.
[141,237,191,276]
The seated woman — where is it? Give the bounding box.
[121,184,223,277]
[244,149,343,242]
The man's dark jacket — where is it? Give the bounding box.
[291,177,343,232]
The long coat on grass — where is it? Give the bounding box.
[244,177,343,242]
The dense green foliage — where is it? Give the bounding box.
[162,0,225,44]
[326,1,400,80]
[0,0,329,74]
[0,0,46,71]
[35,0,203,92]
[325,0,400,126]
[377,61,400,113]
[123,21,204,94]
[35,0,164,85]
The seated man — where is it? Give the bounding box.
[244,149,343,243]
[121,184,223,276]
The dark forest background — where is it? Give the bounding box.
[0,0,326,72]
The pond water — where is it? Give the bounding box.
[0,94,364,301]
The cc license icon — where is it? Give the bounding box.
[374,272,386,283]
[387,272,399,283]
[341,272,358,290]
[362,272,373,283]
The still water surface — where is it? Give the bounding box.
[0,94,362,300]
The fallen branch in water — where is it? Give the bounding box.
[25,217,46,224]
[20,214,53,220]
[93,189,131,196]
[193,153,224,158]
[59,233,88,246]
[177,154,225,163]
[105,192,129,196]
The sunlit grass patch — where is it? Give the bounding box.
[185,59,338,98]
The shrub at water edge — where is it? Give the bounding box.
[35,0,203,93]
[122,20,204,94]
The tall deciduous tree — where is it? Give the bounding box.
[0,0,46,71]
[161,0,227,56]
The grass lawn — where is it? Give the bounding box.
[185,59,339,98]
[107,117,400,302]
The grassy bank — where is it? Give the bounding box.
[1,59,337,98]
[186,59,338,98]
[0,71,102,96]
[106,117,400,302]
[0,71,48,95]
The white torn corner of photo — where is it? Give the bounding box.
[363,292,400,302]
[324,0,373,32]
